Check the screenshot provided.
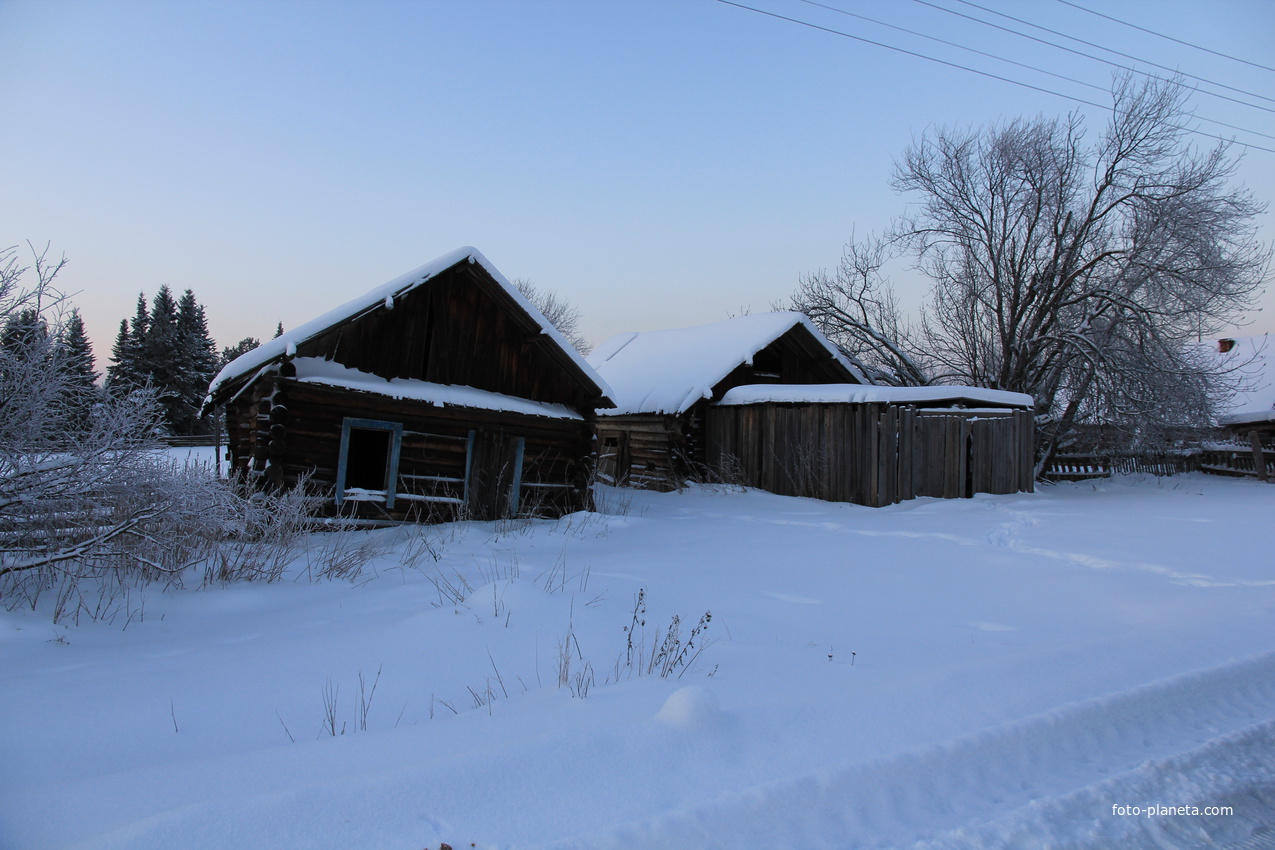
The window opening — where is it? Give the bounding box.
[346,429,391,490]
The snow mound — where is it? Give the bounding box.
[655,685,721,731]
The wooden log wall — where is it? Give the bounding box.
[224,374,278,481]
[707,403,1034,508]
[594,414,689,491]
[225,377,594,522]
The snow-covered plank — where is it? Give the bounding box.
[289,358,585,420]
[717,382,1034,409]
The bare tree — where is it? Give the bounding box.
[899,75,1269,467]
[791,234,929,386]
[512,277,589,354]
[798,75,1268,469]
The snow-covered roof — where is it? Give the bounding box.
[586,312,866,416]
[290,358,583,420]
[1215,334,1275,426]
[717,383,1034,409]
[206,247,612,405]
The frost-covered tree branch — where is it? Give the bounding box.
[790,234,929,387]
[513,278,589,354]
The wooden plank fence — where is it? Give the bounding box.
[707,402,1034,508]
[1198,448,1275,480]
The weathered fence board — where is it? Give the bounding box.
[708,403,1034,508]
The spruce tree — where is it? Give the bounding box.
[108,293,151,397]
[0,307,48,357]
[175,289,218,434]
[126,292,149,376]
[60,309,97,386]
[1,308,57,445]
[57,309,99,430]
[142,286,181,432]
[108,286,225,435]
[106,318,134,393]
[221,337,260,366]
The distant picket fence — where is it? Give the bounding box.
[1042,452,1199,481]
[1044,448,1272,481]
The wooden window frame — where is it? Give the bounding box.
[336,417,404,508]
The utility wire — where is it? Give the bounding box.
[913,0,1275,116]
[712,0,1275,155]
[1056,0,1275,75]
[794,0,1275,143]
[951,0,1275,107]
[797,0,1106,92]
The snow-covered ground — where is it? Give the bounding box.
[3,470,1274,849]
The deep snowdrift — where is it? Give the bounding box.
[2,472,1273,849]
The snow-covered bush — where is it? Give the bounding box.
[0,246,388,622]
[0,245,205,617]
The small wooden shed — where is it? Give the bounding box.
[204,247,614,522]
[586,313,864,489]
[708,384,1035,507]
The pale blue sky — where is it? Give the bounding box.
[2,0,1272,361]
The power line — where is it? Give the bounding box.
[711,0,1275,155]
[1056,0,1275,75]
[796,0,1108,92]
[950,0,1275,107]
[717,0,1111,107]
[794,0,1275,143]
[914,0,1275,116]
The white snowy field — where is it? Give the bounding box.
[3,470,1275,850]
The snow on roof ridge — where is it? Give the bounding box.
[595,332,639,364]
[206,247,613,406]
[587,312,867,416]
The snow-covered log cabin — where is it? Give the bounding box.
[586,313,864,489]
[204,248,614,522]
[708,384,1035,507]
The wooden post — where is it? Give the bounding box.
[1250,430,1269,482]
[214,409,222,478]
